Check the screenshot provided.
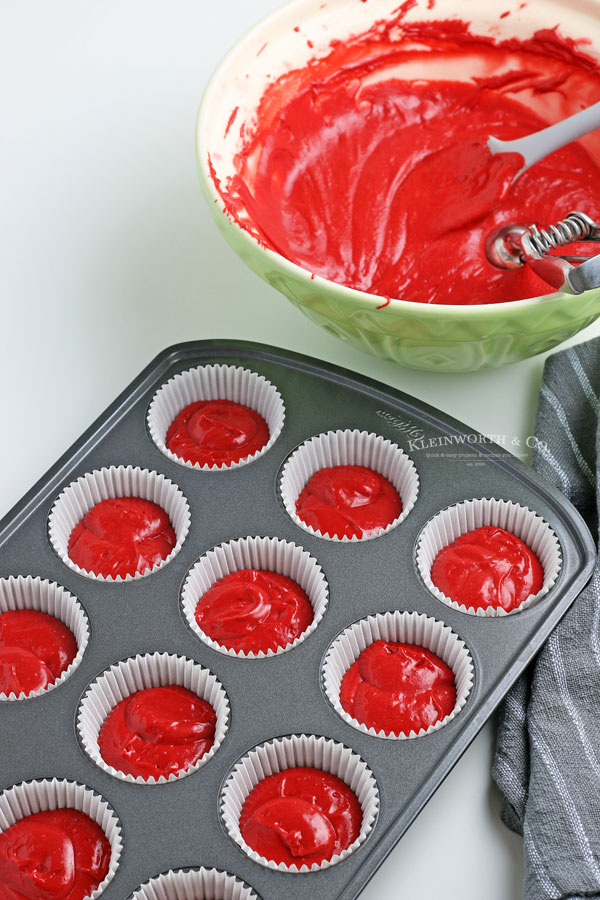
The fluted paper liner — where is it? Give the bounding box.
[77,651,230,784]
[0,576,89,702]
[416,497,562,617]
[322,610,474,740]
[48,465,191,581]
[0,778,122,899]
[220,733,379,872]
[279,429,419,542]
[181,536,329,658]
[147,364,285,471]
[129,867,259,899]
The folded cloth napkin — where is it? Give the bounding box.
[493,337,600,900]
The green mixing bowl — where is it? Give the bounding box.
[197,0,600,372]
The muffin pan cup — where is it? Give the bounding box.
[0,340,595,900]
[147,363,285,471]
[279,428,419,542]
[415,497,562,616]
[76,651,230,784]
[0,778,122,900]
[128,867,260,899]
[48,464,191,582]
[0,575,89,701]
[181,535,329,658]
[322,610,474,740]
[220,734,379,873]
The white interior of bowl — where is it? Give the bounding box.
[199,0,600,307]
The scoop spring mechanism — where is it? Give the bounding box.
[526,212,598,257]
[486,211,600,293]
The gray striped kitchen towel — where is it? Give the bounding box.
[493,337,600,900]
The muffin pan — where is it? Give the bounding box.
[0,338,594,899]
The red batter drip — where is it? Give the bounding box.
[295,465,402,539]
[98,685,216,780]
[0,609,77,698]
[430,525,544,612]
[67,497,176,579]
[239,766,362,867]
[0,809,110,900]
[166,399,269,466]
[340,640,456,735]
[218,18,600,304]
[195,569,314,654]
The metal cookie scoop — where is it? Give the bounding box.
[486,212,600,294]
[484,102,600,293]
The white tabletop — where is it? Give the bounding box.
[2,2,599,897]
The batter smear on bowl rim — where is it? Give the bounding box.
[212,10,600,304]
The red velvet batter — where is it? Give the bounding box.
[98,685,216,780]
[166,399,269,466]
[0,809,110,900]
[195,569,314,654]
[0,609,77,697]
[430,525,544,612]
[239,766,362,867]
[340,640,456,735]
[295,465,402,539]
[67,497,176,579]
[217,16,600,304]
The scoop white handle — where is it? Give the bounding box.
[487,101,600,172]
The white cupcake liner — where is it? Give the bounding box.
[147,364,285,471]
[48,465,191,582]
[0,576,89,702]
[0,778,122,899]
[76,651,230,785]
[128,867,259,900]
[220,733,379,873]
[416,497,562,617]
[181,536,329,659]
[279,429,419,542]
[322,610,474,740]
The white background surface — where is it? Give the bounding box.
[2,2,599,897]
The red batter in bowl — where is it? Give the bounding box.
[67,497,176,579]
[215,14,600,305]
[430,524,544,612]
[239,766,362,867]
[195,569,314,654]
[0,809,110,900]
[295,465,402,539]
[340,640,456,735]
[166,399,269,467]
[0,609,77,698]
[98,685,216,780]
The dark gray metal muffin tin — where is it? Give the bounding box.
[0,339,595,900]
